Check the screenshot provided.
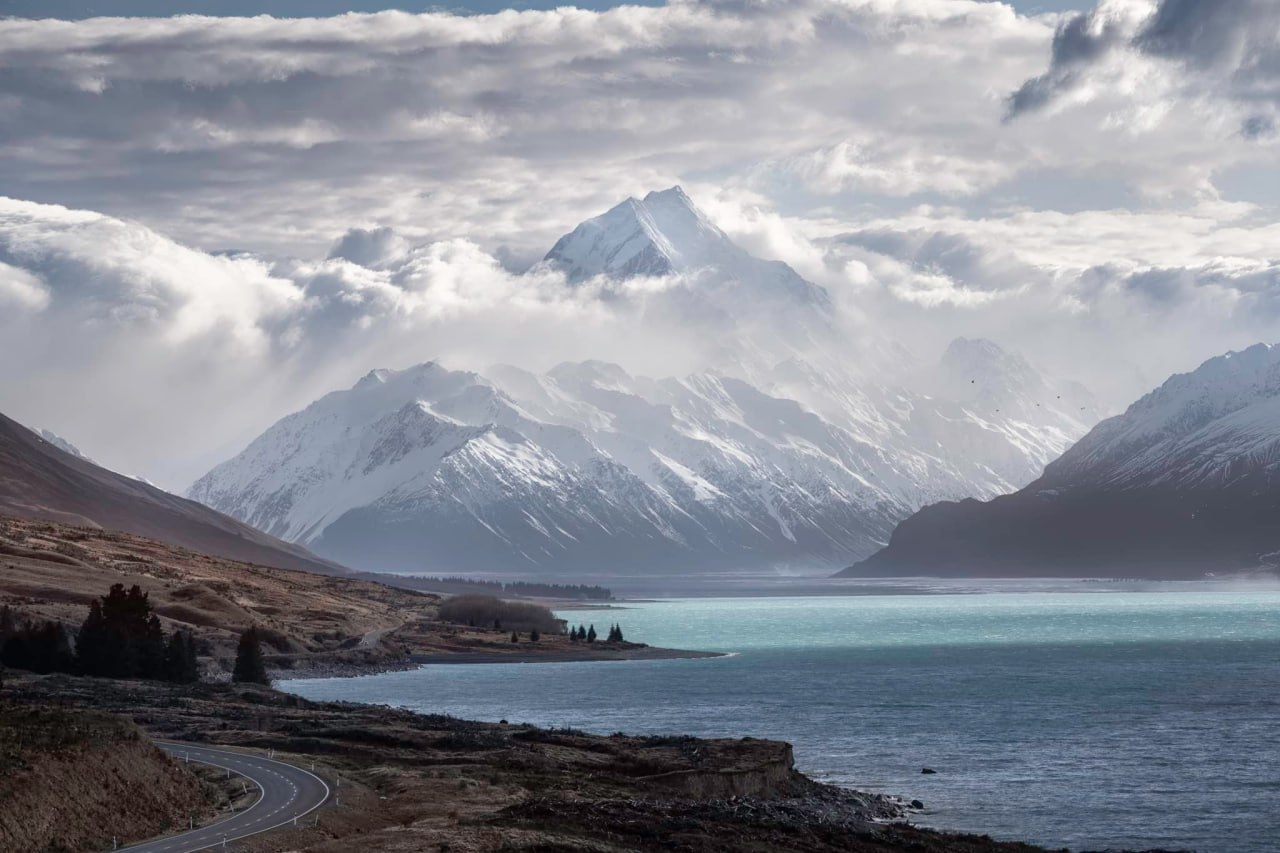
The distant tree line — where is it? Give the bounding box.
[568,623,625,643]
[0,585,199,683]
[388,576,613,601]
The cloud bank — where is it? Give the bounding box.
[1,1,1278,487]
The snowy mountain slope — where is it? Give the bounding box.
[847,344,1280,578]
[190,189,1098,577]
[1040,343,1280,490]
[35,428,93,463]
[190,361,915,574]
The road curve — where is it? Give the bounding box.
[119,742,330,853]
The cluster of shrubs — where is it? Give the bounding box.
[438,594,561,634]
[0,585,199,683]
[567,623,625,643]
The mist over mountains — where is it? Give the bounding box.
[190,189,1097,576]
[849,344,1280,579]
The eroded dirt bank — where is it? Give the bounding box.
[0,705,209,853]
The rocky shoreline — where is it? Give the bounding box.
[270,643,725,681]
[6,673,1184,852]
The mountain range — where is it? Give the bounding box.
[846,344,1280,578]
[188,188,1097,576]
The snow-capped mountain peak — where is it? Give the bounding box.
[35,427,92,462]
[1043,342,1280,490]
[544,186,724,281]
[186,189,1102,579]
[543,186,830,310]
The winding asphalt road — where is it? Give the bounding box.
[118,742,330,853]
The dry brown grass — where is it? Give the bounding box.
[0,514,438,668]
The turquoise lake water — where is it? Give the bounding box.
[281,590,1280,852]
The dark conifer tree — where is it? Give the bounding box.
[0,605,14,665]
[587,624,597,643]
[35,622,74,673]
[530,629,541,642]
[139,614,166,679]
[76,598,112,676]
[2,621,74,674]
[232,627,270,685]
[511,631,519,643]
[163,630,200,683]
[614,624,624,643]
[183,632,200,682]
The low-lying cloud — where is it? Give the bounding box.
[4,192,1279,490]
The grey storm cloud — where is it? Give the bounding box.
[2,2,1280,488]
[1008,0,1280,131]
[1006,10,1129,118]
[0,2,1064,256]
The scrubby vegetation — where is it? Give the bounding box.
[437,594,562,634]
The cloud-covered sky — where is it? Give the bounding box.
[1,0,1278,488]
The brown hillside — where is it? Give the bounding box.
[0,514,438,670]
[0,411,345,576]
[0,704,208,852]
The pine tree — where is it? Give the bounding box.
[232,627,270,685]
[76,598,112,676]
[614,624,624,643]
[2,621,74,674]
[530,629,541,642]
[587,624,597,643]
[183,632,200,682]
[511,631,519,643]
[163,631,200,683]
[162,630,184,682]
[0,606,15,668]
[138,614,166,679]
